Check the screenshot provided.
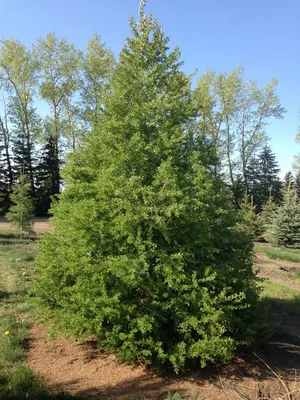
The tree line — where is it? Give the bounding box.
[0,33,115,215]
[0,28,297,218]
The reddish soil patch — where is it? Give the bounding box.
[0,217,53,234]
[26,325,300,399]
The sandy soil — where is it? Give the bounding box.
[0,217,53,234]
[25,250,300,399]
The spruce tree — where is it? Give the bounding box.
[36,135,60,215]
[5,174,34,232]
[32,4,261,372]
[267,187,300,248]
[258,197,278,240]
[246,146,281,211]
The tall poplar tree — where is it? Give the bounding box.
[194,67,285,204]
[32,3,261,372]
[80,32,115,128]
[0,39,40,194]
[34,33,81,190]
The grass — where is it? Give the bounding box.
[260,279,300,316]
[0,234,77,400]
[254,243,300,263]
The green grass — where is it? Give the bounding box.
[0,236,78,400]
[260,279,300,316]
[254,243,300,263]
[0,231,17,240]
[295,270,300,280]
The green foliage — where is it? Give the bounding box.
[194,66,285,206]
[266,187,300,248]
[254,243,300,263]
[5,174,34,233]
[246,146,282,211]
[237,195,261,237]
[261,279,300,316]
[32,7,261,373]
[258,197,278,240]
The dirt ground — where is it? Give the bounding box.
[26,323,300,400]
[0,217,53,234]
[24,250,300,400]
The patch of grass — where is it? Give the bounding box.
[0,231,17,240]
[0,238,77,399]
[254,243,300,263]
[260,279,300,316]
[295,270,300,280]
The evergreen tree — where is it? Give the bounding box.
[11,128,37,187]
[5,174,34,232]
[283,171,294,190]
[32,4,261,373]
[246,145,281,211]
[36,135,61,215]
[295,171,300,199]
[258,197,278,240]
[266,187,300,248]
[237,194,260,237]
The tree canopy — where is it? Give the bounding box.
[32,5,261,373]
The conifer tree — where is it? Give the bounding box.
[258,197,278,240]
[36,135,60,215]
[5,174,34,232]
[32,3,261,372]
[267,186,300,248]
[246,146,281,211]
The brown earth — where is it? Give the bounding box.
[0,217,53,234]
[24,250,300,399]
[26,324,300,400]
[256,252,300,291]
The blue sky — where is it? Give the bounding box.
[1,0,299,176]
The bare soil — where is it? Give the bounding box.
[24,250,300,399]
[256,252,300,291]
[26,324,300,399]
[0,217,53,234]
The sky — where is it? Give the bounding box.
[0,0,299,176]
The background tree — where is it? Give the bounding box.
[258,197,278,240]
[0,39,40,194]
[80,32,115,129]
[35,133,61,215]
[34,32,81,187]
[246,145,281,211]
[266,186,300,248]
[5,174,34,232]
[194,67,285,205]
[32,5,261,373]
[283,171,294,190]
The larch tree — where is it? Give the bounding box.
[32,3,261,372]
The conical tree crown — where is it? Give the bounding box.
[33,8,261,373]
